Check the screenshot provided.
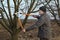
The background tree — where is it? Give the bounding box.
[45,0,60,25]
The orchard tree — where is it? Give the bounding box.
[46,0,60,25]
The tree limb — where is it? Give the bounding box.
[7,0,13,25]
[1,1,10,25]
[0,20,13,34]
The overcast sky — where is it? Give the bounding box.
[0,0,40,19]
[0,0,60,19]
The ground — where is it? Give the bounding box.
[0,20,60,40]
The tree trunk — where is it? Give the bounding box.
[11,33,18,40]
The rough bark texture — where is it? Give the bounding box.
[11,33,18,40]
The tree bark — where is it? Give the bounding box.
[11,33,18,40]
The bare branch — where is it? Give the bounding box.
[1,10,9,27]
[18,0,22,8]
[1,1,10,24]
[22,0,36,26]
[0,20,13,34]
[17,0,36,32]
[31,0,39,11]
[7,0,13,25]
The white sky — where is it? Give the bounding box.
[0,0,40,19]
[0,0,60,19]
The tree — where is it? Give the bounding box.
[45,0,60,25]
[0,0,51,40]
